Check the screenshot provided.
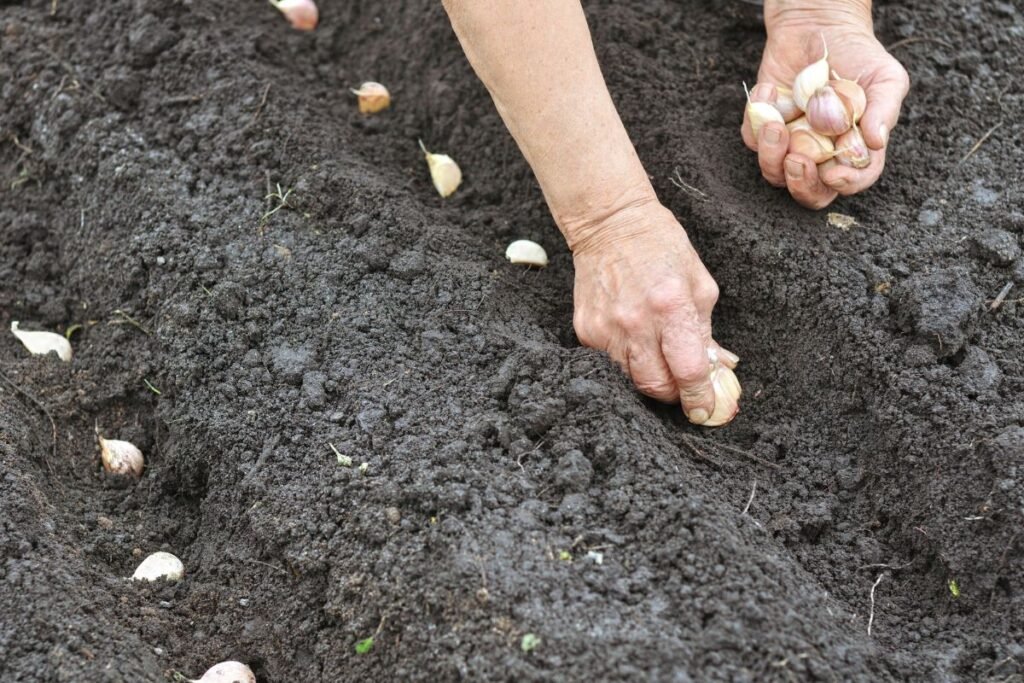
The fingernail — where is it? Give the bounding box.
[879,124,889,147]
[752,83,773,101]
[830,177,848,189]
[763,127,781,144]
[785,158,804,179]
[687,408,710,425]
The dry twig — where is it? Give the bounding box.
[867,573,886,636]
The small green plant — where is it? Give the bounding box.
[948,579,960,598]
[521,633,540,653]
[558,550,572,562]
[355,637,374,654]
[259,183,294,233]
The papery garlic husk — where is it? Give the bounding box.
[787,117,836,164]
[792,36,830,111]
[505,240,549,268]
[191,661,256,683]
[834,124,871,169]
[132,551,184,582]
[351,82,390,114]
[99,435,145,477]
[774,86,802,122]
[704,364,742,427]
[419,140,462,198]
[10,321,72,362]
[830,77,866,123]
[269,0,318,31]
[805,85,852,137]
[744,82,784,139]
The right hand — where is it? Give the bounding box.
[569,199,739,425]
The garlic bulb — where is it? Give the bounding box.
[419,140,462,198]
[269,0,318,31]
[786,117,835,164]
[703,349,742,428]
[505,240,549,268]
[792,36,830,111]
[834,124,871,169]
[10,321,72,362]
[132,551,184,582]
[191,661,256,683]
[774,86,802,122]
[805,85,852,136]
[743,82,784,140]
[351,82,391,115]
[830,76,866,124]
[99,435,144,477]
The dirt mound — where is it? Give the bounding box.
[1,0,1021,680]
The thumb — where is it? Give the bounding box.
[661,328,716,425]
[859,66,910,150]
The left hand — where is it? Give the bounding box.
[740,2,910,209]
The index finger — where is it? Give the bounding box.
[661,321,718,425]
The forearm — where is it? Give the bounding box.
[442,0,654,250]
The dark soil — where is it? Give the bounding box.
[2,0,1022,681]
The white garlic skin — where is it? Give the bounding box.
[270,0,318,30]
[786,117,835,164]
[747,101,784,140]
[773,87,802,122]
[835,125,871,169]
[505,240,549,268]
[792,39,830,111]
[191,661,256,683]
[703,364,742,427]
[10,321,72,362]
[419,141,462,198]
[352,82,391,114]
[132,551,184,582]
[830,78,866,123]
[99,436,145,478]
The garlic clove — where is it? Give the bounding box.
[99,435,145,477]
[805,85,852,136]
[834,124,871,169]
[351,82,391,115]
[774,86,802,122]
[743,82,784,140]
[191,661,256,683]
[11,321,72,362]
[792,35,830,111]
[830,77,866,124]
[418,140,462,198]
[269,0,318,30]
[703,365,741,427]
[132,551,184,582]
[505,240,549,268]
[786,117,835,164]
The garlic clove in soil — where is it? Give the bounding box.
[132,551,184,582]
[419,140,462,198]
[834,124,871,169]
[804,84,852,137]
[830,75,866,124]
[505,240,549,268]
[351,81,391,114]
[773,86,802,122]
[10,321,72,362]
[191,661,256,683]
[743,82,784,140]
[786,117,835,164]
[792,35,830,111]
[99,435,145,478]
[269,0,318,31]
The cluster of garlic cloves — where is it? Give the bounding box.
[747,36,870,171]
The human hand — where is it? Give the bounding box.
[568,199,739,426]
[740,1,910,208]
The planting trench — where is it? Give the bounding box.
[1,0,1022,680]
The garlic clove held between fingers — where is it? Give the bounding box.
[805,85,852,137]
[834,124,871,169]
[191,661,256,683]
[703,364,742,427]
[743,82,784,140]
[786,117,836,164]
[792,35,830,111]
[11,321,72,362]
[419,140,462,198]
[773,86,802,122]
[132,551,184,582]
[830,75,866,124]
[99,435,144,478]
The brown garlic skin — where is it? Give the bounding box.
[835,125,871,169]
[786,117,836,164]
[805,85,852,137]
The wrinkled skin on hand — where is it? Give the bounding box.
[741,10,910,208]
[570,200,739,425]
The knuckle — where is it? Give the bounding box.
[612,307,646,334]
[648,281,688,314]
[693,279,719,308]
